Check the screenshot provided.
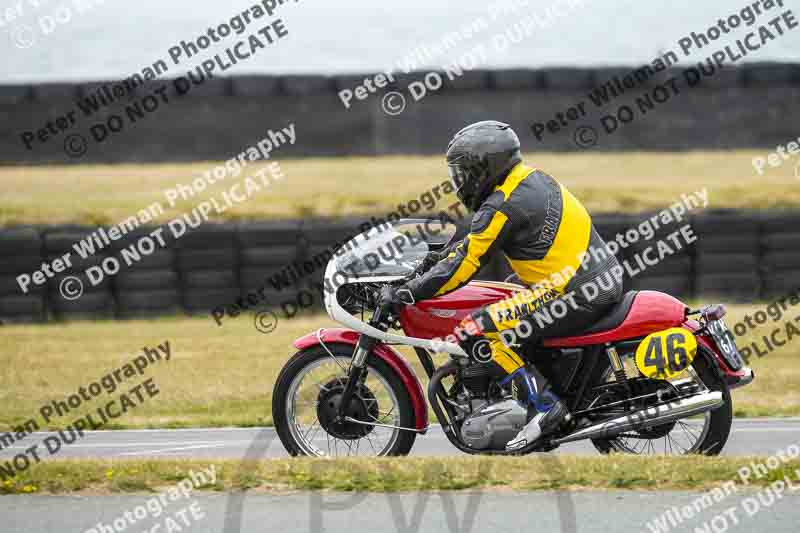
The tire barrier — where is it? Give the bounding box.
[109,225,180,319]
[42,226,115,320]
[0,226,46,323]
[176,223,240,315]
[760,213,800,299]
[2,63,799,163]
[238,220,303,314]
[0,210,797,322]
[692,212,763,302]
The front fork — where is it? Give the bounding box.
[336,306,386,418]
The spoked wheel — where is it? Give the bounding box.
[591,351,732,456]
[272,344,417,457]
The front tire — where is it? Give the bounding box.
[272,343,417,457]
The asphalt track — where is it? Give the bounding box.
[1,418,798,460]
[5,490,800,533]
[3,418,799,533]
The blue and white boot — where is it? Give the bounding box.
[506,397,569,451]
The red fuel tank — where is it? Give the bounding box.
[399,281,515,340]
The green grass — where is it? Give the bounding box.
[2,455,798,494]
[1,150,799,226]
[0,300,797,432]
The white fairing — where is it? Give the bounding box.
[322,220,468,357]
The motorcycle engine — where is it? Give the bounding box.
[460,399,528,450]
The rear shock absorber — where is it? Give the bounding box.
[606,344,632,397]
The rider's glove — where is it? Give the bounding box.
[413,251,442,277]
[413,241,457,277]
[378,285,415,317]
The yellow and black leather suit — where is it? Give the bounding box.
[402,162,623,374]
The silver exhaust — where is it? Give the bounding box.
[553,390,724,445]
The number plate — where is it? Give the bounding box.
[707,319,744,371]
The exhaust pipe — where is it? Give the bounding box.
[553,390,724,445]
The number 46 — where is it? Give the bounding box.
[644,332,689,375]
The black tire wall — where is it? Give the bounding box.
[0,210,796,322]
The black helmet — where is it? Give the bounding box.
[446,121,522,212]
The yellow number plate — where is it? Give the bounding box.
[635,327,698,379]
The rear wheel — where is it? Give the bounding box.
[272,343,417,457]
[591,349,732,456]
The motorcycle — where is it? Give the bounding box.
[272,218,754,457]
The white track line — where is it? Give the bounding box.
[732,427,800,432]
[117,443,229,456]
[0,421,794,455]
[0,440,231,451]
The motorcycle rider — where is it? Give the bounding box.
[381,120,624,450]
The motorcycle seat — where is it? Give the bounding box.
[544,290,688,348]
[579,290,639,335]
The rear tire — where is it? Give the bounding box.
[272,344,417,457]
[591,349,732,456]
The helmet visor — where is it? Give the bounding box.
[447,163,472,190]
[448,163,478,210]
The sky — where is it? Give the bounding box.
[0,0,798,82]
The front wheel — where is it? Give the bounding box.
[591,349,733,456]
[272,343,417,457]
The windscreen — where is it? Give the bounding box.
[332,218,457,279]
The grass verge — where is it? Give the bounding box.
[1,151,799,225]
[2,456,798,494]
